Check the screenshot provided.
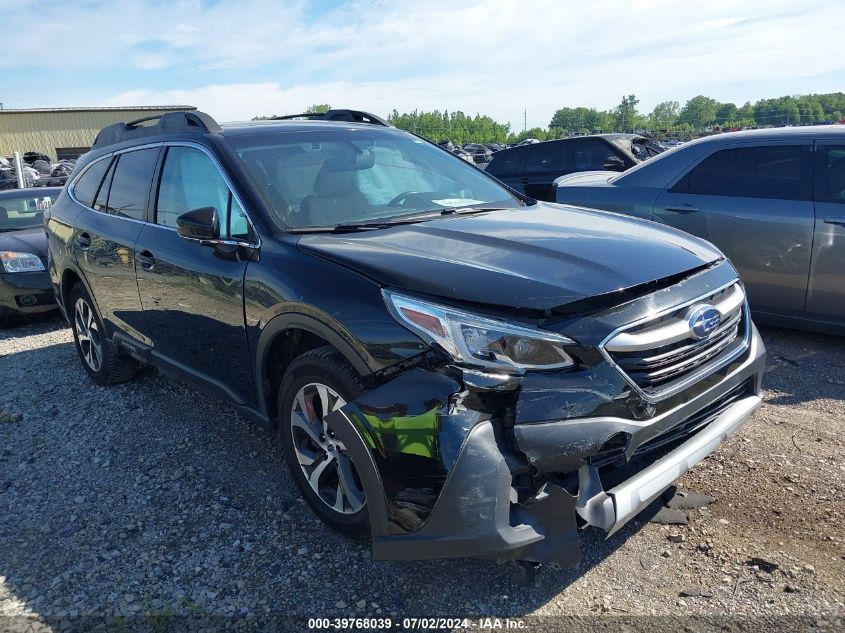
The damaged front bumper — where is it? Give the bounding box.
[324,321,766,568]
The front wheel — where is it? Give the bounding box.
[69,283,138,386]
[277,347,369,537]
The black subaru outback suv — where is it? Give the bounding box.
[46,110,765,567]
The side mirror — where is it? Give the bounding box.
[176,207,219,241]
[603,155,626,171]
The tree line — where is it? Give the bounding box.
[254,92,845,144]
[549,92,845,136]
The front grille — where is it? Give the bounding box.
[602,282,748,399]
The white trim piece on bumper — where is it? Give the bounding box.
[576,394,762,536]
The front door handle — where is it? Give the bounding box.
[75,232,91,250]
[664,204,700,213]
[824,216,845,226]
[136,249,156,270]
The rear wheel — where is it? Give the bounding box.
[278,346,369,537]
[69,283,138,385]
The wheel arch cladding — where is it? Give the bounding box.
[61,267,83,312]
[257,312,375,420]
[322,366,515,536]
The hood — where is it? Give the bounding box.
[297,203,723,312]
[0,227,47,259]
[554,171,618,187]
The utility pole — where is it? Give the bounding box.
[523,110,527,132]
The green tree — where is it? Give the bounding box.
[306,104,331,114]
[678,95,719,129]
[613,94,641,131]
[648,100,679,130]
[549,107,595,134]
[507,127,549,144]
[388,109,510,143]
[714,102,738,125]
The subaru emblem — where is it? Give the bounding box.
[688,305,721,339]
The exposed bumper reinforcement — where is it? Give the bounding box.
[576,394,762,536]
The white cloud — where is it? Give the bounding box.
[6,0,845,128]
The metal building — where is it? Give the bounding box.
[0,106,196,162]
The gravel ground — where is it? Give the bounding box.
[0,314,843,631]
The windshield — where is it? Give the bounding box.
[230,128,521,228]
[0,192,56,231]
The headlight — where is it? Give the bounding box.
[384,290,575,372]
[0,251,45,273]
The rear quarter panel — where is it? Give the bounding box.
[44,188,83,313]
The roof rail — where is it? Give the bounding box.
[92,110,222,149]
[270,109,391,127]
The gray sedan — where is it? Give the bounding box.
[555,126,845,335]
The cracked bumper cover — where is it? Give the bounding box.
[328,323,765,566]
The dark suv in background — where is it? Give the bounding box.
[46,110,765,567]
[487,133,663,201]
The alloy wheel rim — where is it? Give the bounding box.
[74,297,102,372]
[289,382,365,515]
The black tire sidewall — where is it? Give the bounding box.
[69,283,135,386]
[69,285,106,384]
[277,351,369,537]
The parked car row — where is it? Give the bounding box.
[36,109,767,571]
[437,140,497,165]
[0,154,76,190]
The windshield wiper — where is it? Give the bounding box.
[287,215,435,234]
[286,206,515,234]
[384,206,512,224]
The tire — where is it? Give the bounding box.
[278,346,370,537]
[69,283,138,386]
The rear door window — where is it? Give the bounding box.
[93,159,116,212]
[524,142,566,174]
[816,146,845,203]
[678,145,810,200]
[564,138,618,171]
[105,148,160,220]
[72,158,111,208]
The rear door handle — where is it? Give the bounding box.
[823,216,845,226]
[664,204,700,213]
[136,249,156,270]
[75,232,91,250]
